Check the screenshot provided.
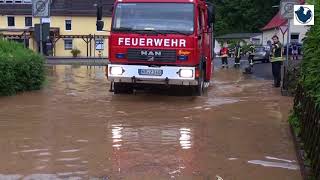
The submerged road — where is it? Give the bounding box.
[0,64,301,180]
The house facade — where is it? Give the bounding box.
[0,0,113,57]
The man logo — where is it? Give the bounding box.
[147,56,155,62]
[141,51,162,56]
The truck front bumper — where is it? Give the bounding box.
[107,64,198,86]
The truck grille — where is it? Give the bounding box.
[127,49,176,63]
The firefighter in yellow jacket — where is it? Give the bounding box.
[271,35,284,88]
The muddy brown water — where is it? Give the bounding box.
[0,65,301,180]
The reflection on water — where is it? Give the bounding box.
[112,124,123,149]
[248,156,299,170]
[179,128,192,150]
[16,149,49,153]
[0,174,21,180]
[265,156,296,163]
[248,160,299,170]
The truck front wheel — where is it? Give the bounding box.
[193,70,205,96]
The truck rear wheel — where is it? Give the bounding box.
[113,82,133,94]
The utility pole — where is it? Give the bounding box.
[279,0,298,93]
[286,19,291,67]
[32,0,50,55]
[39,17,43,55]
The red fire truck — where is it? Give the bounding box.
[97,0,215,95]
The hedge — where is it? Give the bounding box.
[299,1,320,104]
[0,40,45,96]
[289,2,320,179]
[290,0,320,135]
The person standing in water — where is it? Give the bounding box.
[234,43,242,68]
[248,43,256,67]
[271,35,284,88]
[220,43,229,68]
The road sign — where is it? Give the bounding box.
[280,0,299,19]
[32,0,50,17]
[279,25,288,35]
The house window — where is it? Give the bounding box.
[65,20,72,31]
[291,34,299,42]
[25,17,32,27]
[64,39,73,50]
[96,39,104,50]
[7,16,15,27]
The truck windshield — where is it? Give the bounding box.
[112,3,194,35]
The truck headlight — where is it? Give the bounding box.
[179,69,193,78]
[110,66,124,75]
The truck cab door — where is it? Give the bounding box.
[204,7,213,81]
[198,6,212,82]
[197,7,204,54]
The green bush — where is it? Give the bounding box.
[299,0,320,104]
[285,63,301,96]
[241,43,251,54]
[71,48,81,57]
[288,110,301,136]
[0,40,45,96]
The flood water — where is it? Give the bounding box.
[0,65,301,180]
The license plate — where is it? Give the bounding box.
[138,69,163,76]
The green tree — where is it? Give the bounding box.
[211,0,280,35]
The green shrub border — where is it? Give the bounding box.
[289,1,320,179]
[0,40,45,96]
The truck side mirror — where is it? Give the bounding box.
[96,5,104,31]
[97,5,103,21]
[208,13,215,25]
[206,2,215,25]
[97,20,104,31]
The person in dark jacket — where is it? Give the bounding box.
[234,43,242,68]
[248,44,255,67]
[271,35,284,88]
[243,44,255,74]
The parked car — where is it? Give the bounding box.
[253,46,271,63]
